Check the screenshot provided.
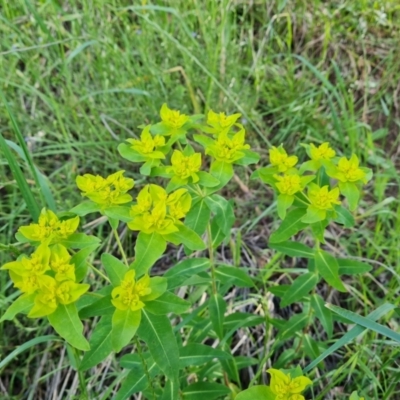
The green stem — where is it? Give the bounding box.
[87,262,111,283]
[134,336,156,400]
[113,228,129,267]
[73,348,89,399]
[207,222,217,294]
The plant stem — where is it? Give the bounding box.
[134,336,156,400]
[113,228,129,267]
[88,262,111,283]
[207,222,217,294]
[73,348,89,399]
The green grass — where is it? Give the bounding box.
[1,0,400,399]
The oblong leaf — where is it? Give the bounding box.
[269,241,314,258]
[215,265,254,288]
[269,208,307,243]
[236,386,275,400]
[337,258,372,275]
[137,310,179,380]
[209,293,226,340]
[48,304,90,351]
[145,291,190,315]
[0,293,35,322]
[179,343,230,368]
[131,232,166,277]
[101,253,128,286]
[111,308,141,352]
[80,316,113,371]
[280,273,319,307]
[315,250,346,292]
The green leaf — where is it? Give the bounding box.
[205,195,235,236]
[208,160,234,192]
[118,143,147,163]
[141,277,168,301]
[115,357,158,400]
[179,343,230,368]
[181,382,230,400]
[164,224,206,251]
[184,199,211,236]
[278,313,309,340]
[337,258,372,275]
[235,149,260,166]
[327,304,400,343]
[0,294,35,322]
[79,315,113,371]
[280,273,319,307]
[277,194,294,220]
[315,250,346,292]
[161,379,179,400]
[197,171,220,187]
[210,217,226,248]
[215,265,254,288]
[71,244,99,282]
[70,201,100,216]
[145,291,190,315]
[104,206,132,222]
[209,293,226,340]
[79,295,113,319]
[138,310,179,380]
[310,220,328,243]
[48,304,90,351]
[253,166,278,185]
[101,253,128,286]
[269,208,308,243]
[333,205,355,228]
[131,232,166,277]
[339,181,360,211]
[60,233,100,249]
[304,303,396,372]
[269,241,314,258]
[165,258,210,289]
[236,386,275,400]
[111,309,141,352]
[310,294,333,338]
[302,206,326,224]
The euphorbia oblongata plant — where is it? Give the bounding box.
[1,104,375,399]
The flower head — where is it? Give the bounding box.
[309,142,336,161]
[126,125,165,159]
[206,128,250,164]
[334,154,367,183]
[275,173,303,196]
[128,185,191,235]
[167,150,202,183]
[18,209,79,244]
[269,146,298,172]
[268,368,312,400]
[111,270,151,312]
[308,185,341,210]
[50,244,76,282]
[206,109,241,135]
[76,170,134,207]
[28,275,89,318]
[160,103,189,132]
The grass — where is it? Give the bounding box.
[1,0,400,398]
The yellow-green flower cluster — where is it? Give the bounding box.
[1,243,89,318]
[205,127,250,164]
[206,109,241,135]
[259,142,372,222]
[76,170,134,207]
[268,368,312,400]
[128,185,191,235]
[126,125,166,159]
[111,270,151,312]
[18,209,79,244]
[167,150,202,183]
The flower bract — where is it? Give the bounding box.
[269,146,298,172]
[18,209,79,244]
[206,109,241,135]
[268,368,312,400]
